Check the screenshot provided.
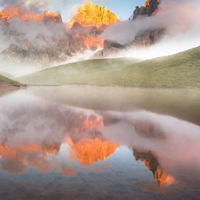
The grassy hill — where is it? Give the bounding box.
[0,74,22,87]
[16,47,200,88]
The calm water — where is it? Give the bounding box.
[0,86,200,200]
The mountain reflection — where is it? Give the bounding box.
[133,149,175,186]
[0,143,60,174]
[0,137,117,174]
[0,137,117,175]
[0,90,200,190]
[0,91,110,174]
[67,137,118,165]
[0,138,176,187]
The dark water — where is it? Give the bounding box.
[0,86,200,200]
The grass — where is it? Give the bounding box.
[16,47,200,88]
[0,74,22,87]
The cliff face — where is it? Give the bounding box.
[68,2,119,28]
[130,0,163,47]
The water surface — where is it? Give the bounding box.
[0,86,200,200]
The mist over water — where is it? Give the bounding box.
[0,86,200,199]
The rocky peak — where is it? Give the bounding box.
[132,0,160,20]
[68,2,119,28]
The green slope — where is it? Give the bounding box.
[0,74,22,87]
[17,58,138,86]
[17,47,200,88]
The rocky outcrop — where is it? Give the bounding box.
[99,29,164,58]
[0,31,84,67]
[131,29,164,47]
[132,0,160,20]
[130,0,163,47]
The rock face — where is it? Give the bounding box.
[131,29,164,47]
[0,7,86,69]
[68,2,119,28]
[0,34,82,67]
[70,22,105,50]
[0,20,84,68]
[101,0,163,57]
[132,0,160,20]
[68,2,119,50]
[130,0,163,47]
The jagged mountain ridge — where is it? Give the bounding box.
[0,2,119,70]
[0,0,164,70]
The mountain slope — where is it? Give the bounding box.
[17,58,138,86]
[16,47,200,88]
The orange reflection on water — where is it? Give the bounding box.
[0,143,58,160]
[67,137,118,166]
[143,160,175,186]
[72,116,104,132]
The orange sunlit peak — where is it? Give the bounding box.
[68,1,119,28]
[0,7,61,23]
[142,0,161,8]
[143,0,151,8]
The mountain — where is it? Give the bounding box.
[68,2,119,28]
[0,3,119,71]
[16,46,200,88]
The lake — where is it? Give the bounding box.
[0,86,200,200]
